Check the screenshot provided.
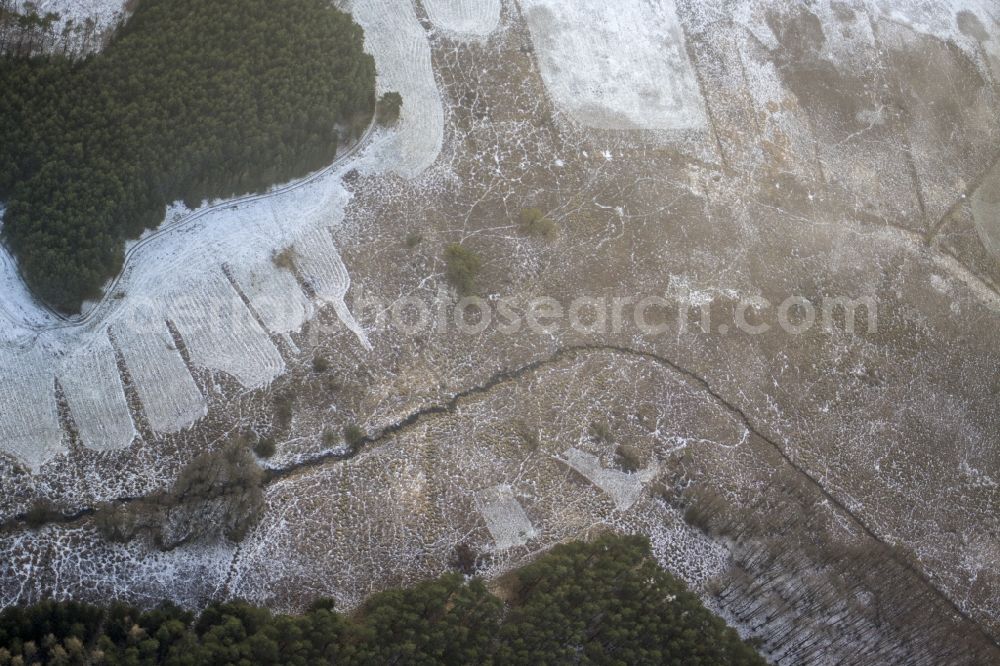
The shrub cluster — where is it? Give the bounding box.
[375,91,403,126]
[94,441,264,550]
[518,207,558,240]
[444,243,482,295]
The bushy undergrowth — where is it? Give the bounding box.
[376,91,403,126]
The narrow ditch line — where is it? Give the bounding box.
[220,263,297,365]
[106,326,154,442]
[164,319,211,401]
[1,343,995,648]
[52,377,79,449]
[925,146,1000,245]
[676,16,730,172]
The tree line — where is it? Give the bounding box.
[0,2,64,56]
[0,535,764,665]
[0,0,376,311]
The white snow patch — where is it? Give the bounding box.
[292,226,373,350]
[929,274,951,295]
[873,0,1000,80]
[56,335,136,452]
[0,347,62,471]
[558,447,658,511]
[519,0,707,131]
[422,0,502,39]
[111,307,206,435]
[166,270,285,388]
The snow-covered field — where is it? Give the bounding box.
[519,0,707,131]
[476,485,537,550]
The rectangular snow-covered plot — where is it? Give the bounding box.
[520,0,707,130]
[292,227,352,303]
[57,335,136,451]
[165,270,284,388]
[112,308,206,434]
[476,485,537,550]
[0,347,62,470]
[423,0,502,37]
[228,174,346,335]
[228,260,313,336]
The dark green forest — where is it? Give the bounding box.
[0,0,376,311]
[0,535,763,665]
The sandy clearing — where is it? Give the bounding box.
[519,0,707,131]
[422,0,502,38]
